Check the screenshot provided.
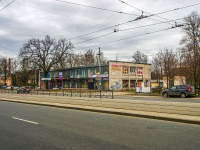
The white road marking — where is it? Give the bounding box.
[12,117,39,125]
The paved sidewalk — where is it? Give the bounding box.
[0,93,200,125]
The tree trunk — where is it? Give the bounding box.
[44,71,49,89]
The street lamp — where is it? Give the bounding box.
[97,47,101,90]
[34,67,37,89]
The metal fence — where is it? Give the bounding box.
[0,89,114,99]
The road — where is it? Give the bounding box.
[0,101,200,150]
[115,95,200,103]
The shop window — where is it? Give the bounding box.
[96,67,100,74]
[130,80,136,87]
[136,82,142,87]
[122,80,128,88]
[103,66,109,74]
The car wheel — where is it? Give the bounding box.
[180,92,186,98]
[163,92,168,98]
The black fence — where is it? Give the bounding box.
[0,89,114,99]
[151,89,163,94]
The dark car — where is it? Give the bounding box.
[162,85,195,98]
[17,86,31,94]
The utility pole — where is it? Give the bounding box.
[3,58,7,86]
[97,47,101,90]
[35,67,37,89]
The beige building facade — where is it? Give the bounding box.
[163,76,186,88]
[108,61,151,90]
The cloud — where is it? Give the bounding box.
[0,0,199,61]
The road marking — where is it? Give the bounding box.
[12,117,39,125]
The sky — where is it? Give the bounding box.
[0,0,200,62]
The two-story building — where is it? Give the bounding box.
[39,61,151,90]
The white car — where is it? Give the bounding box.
[5,86,12,90]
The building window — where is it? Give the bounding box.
[76,69,80,77]
[70,70,73,78]
[54,71,58,77]
[137,68,143,75]
[82,69,86,77]
[88,68,94,76]
[130,67,136,75]
[122,66,129,75]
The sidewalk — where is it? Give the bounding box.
[0,93,200,125]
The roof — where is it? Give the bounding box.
[108,60,151,65]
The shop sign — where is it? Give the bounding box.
[41,78,51,80]
[59,72,63,80]
[96,74,108,77]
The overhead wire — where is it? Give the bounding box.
[55,0,139,16]
[0,44,10,50]
[118,0,171,21]
[14,2,103,25]
[72,16,191,46]
[64,1,200,42]
[73,32,114,45]
[2,1,199,54]
[9,0,200,44]
[156,2,200,16]
[0,44,18,55]
[0,0,15,12]
[66,19,140,41]
[75,25,187,51]
[118,0,174,25]
[118,17,191,32]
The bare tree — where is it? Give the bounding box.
[19,35,74,89]
[82,49,96,66]
[151,53,163,83]
[10,58,19,86]
[0,57,7,85]
[152,48,178,88]
[67,49,107,67]
[179,11,200,88]
[132,51,148,63]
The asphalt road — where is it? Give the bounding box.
[115,95,200,103]
[0,101,200,150]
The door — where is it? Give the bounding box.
[168,86,176,96]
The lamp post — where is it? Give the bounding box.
[97,47,101,90]
[34,67,37,89]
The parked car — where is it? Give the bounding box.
[13,86,19,90]
[5,86,12,90]
[1,86,7,89]
[17,86,31,94]
[162,85,195,98]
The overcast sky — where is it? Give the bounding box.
[0,0,200,62]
